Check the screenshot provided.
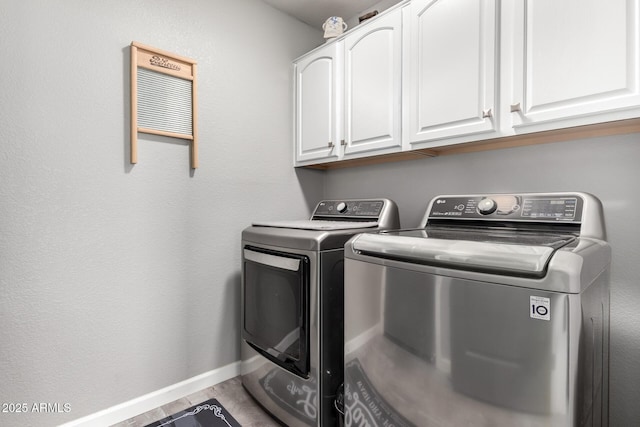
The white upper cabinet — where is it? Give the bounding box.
[343,7,403,156]
[294,42,342,164]
[406,0,499,147]
[505,0,640,130]
[293,0,640,168]
[294,5,404,166]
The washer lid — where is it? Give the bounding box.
[351,228,576,277]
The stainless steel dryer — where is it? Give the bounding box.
[241,199,400,427]
[343,192,610,427]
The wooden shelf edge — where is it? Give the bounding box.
[299,148,437,170]
[299,118,640,170]
[434,118,640,157]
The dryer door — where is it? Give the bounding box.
[243,245,310,378]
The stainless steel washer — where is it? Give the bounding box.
[343,192,610,427]
[241,199,400,427]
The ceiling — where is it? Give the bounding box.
[261,0,390,29]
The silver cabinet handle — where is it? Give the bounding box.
[482,109,493,118]
[340,139,346,146]
[510,102,522,112]
[328,141,335,148]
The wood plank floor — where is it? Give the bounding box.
[111,376,280,427]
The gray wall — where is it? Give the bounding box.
[323,132,640,426]
[0,0,322,425]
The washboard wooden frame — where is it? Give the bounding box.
[130,42,198,168]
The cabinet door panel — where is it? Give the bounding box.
[295,44,340,163]
[511,0,640,126]
[408,0,498,145]
[344,9,402,155]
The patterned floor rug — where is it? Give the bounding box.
[144,398,241,427]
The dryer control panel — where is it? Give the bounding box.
[428,194,584,223]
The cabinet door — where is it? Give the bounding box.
[508,0,640,128]
[294,43,341,164]
[407,0,498,146]
[343,8,403,156]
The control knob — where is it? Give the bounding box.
[477,198,497,215]
[336,202,348,213]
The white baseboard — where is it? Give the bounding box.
[59,361,241,427]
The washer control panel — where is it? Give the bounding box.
[428,194,583,222]
[313,200,385,218]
